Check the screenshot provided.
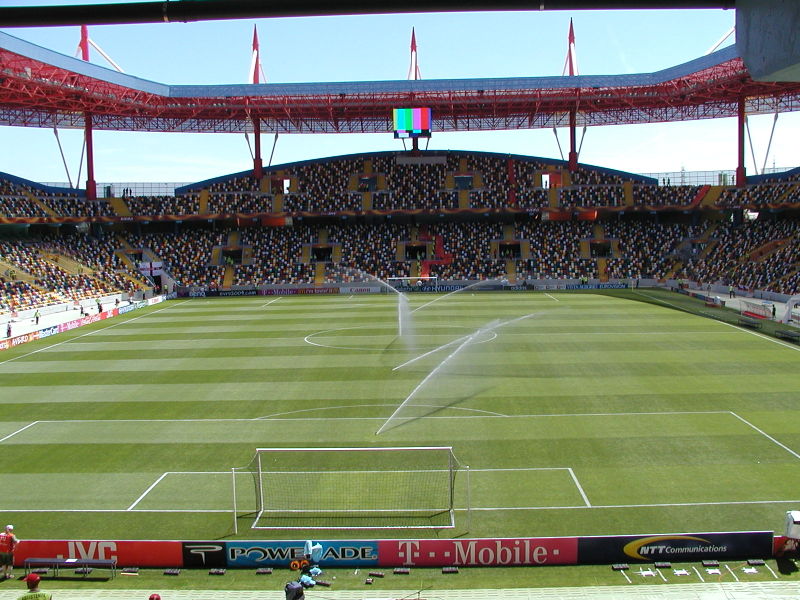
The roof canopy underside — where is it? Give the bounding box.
[2,33,800,134]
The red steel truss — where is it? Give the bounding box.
[2,46,800,134]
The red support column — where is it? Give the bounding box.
[568,109,578,171]
[84,114,97,201]
[736,96,747,187]
[80,27,97,200]
[253,118,263,180]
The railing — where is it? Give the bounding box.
[41,182,190,197]
[642,167,790,186]
[41,167,795,195]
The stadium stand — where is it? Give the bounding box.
[2,153,800,311]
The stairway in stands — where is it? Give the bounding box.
[108,197,132,217]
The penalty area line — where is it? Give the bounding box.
[461,498,800,511]
[568,468,591,507]
[128,472,170,511]
[729,411,800,460]
[0,421,40,443]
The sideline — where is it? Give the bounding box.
[0,296,185,365]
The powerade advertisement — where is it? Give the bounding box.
[577,531,774,563]
[223,541,379,568]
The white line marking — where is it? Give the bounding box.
[656,568,667,582]
[3,508,233,513]
[462,498,800,511]
[635,290,800,352]
[693,566,705,582]
[567,468,591,507]
[7,497,800,514]
[127,472,169,511]
[729,411,800,460]
[725,564,739,582]
[23,409,732,425]
[392,335,469,371]
[717,319,800,352]
[0,300,189,366]
[0,421,39,443]
[620,570,632,584]
[254,404,508,420]
[258,298,281,308]
[765,562,779,579]
[544,293,560,302]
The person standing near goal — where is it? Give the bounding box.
[0,524,19,580]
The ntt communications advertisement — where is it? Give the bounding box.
[578,531,774,563]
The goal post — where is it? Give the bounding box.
[232,446,467,531]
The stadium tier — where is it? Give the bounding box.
[2,151,800,317]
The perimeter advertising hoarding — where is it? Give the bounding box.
[577,531,774,563]
[378,538,578,567]
[15,540,183,568]
[224,541,379,568]
[260,287,339,296]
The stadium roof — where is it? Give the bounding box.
[1,30,800,134]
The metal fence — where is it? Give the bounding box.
[641,167,790,186]
[41,182,190,197]
[41,167,794,195]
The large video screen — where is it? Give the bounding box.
[393,107,432,139]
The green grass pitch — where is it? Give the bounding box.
[1,289,799,542]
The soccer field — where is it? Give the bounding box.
[1,290,799,542]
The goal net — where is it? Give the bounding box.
[232,446,466,531]
[740,298,772,320]
[387,275,438,291]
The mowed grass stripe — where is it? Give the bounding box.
[6,347,796,372]
[18,336,771,361]
[2,412,789,444]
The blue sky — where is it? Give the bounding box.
[1,2,798,186]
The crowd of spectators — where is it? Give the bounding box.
[37,233,149,294]
[236,225,316,285]
[124,195,200,217]
[676,219,800,291]
[283,191,361,213]
[632,185,700,208]
[0,196,50,218]
[128,229,229,289]
[515,221,594,280]
[729,239,800,294]
[207,192,273,215]
[716,183,800,208]
[0,239,125,308]
[0,278,63,313]
[2,213,800,307]
[46,197,115,217]
[559,185,626,208]
[371,158,451,211]
[604,221,702,280]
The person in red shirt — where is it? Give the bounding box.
[0,524,19,579]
